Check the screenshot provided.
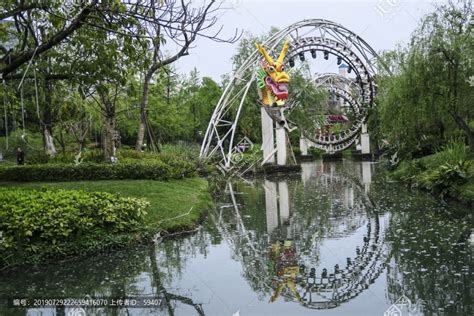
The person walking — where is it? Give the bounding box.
[16,147,25,165]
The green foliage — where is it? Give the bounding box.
[435,137,470,167]
[1,1,228,161]
[308,147,324,158]
[0,178,214,268]
[0,131,44,161]
[0,159,197,182]
[417,162,469,197]
[392,138,472,199]
[376,2,474,158]
[0,188,149,267]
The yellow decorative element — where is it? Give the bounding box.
[256,42,275,65]
[255,40,291,107]
[277,40,289,64]
[269,240,303,304]
[269,266,303,303]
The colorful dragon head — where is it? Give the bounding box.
[255,40,290,107]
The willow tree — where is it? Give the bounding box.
[419,0,474,151]
[377,0,474,158]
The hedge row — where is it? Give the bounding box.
[0,188,150,267]
[0,160,197,182]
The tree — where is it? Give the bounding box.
[0,0,102,77]
[178,70,222,142]
[1,0,134,158]
[376,0,474,158]
[0,0,239,160]
[132,0,240,151]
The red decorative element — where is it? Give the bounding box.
[327,115,349,123]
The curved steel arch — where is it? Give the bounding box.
[200,19,385,169]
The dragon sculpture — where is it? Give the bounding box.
[255,40,290,107]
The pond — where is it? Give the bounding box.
[0,160,472,316]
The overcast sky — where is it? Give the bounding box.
[173,0,448,82]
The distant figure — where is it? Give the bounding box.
[16,147,25,165]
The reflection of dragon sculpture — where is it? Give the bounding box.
[269,240,303,303]
[255,40,290,107]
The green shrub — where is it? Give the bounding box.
[161,142,201,161]
[0,159,197,182]
[50,150,104,164]
[116,149,160,160]
[308,147,324,158]
[435,137,469,167]
[0,188,149,267]
[292,147,302,156]
[416,162,470,198]
[117,143,200,162]
[392,138,472,199]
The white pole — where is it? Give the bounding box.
[261,107,275,164]
[276,126,287,165]
[278,181,290,224]
[360,123,370,154]
[264,180,279,234]
[300,136,308,155]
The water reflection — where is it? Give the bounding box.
[0,160,471,315]
[218,160,388,310]
[0,229,212,316]
[379,184,473,315]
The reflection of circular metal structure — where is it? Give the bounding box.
[213,166,387,310]
[200,19,385,168]
[295,214,387,309]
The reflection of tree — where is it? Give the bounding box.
[157,227,215,285]
[0,235,210,316]
[290,178,368,266]
[149,245,205,316]
[367,175,473,314]
[0,246,149,316]
[385,205,472,314]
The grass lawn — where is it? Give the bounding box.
[0,178,213,234]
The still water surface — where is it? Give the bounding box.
[0,160,472,316]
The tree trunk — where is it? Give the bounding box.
[43,128,57,156]
[102,113,116,162]
[468,130,474,153]
[100,92,117,162]
[135,73,152,151]
[449,110,474,152]
[42,82,57,157]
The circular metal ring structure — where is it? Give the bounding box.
[298,73,367,153]
[200,19,384,169]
